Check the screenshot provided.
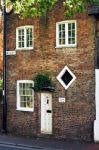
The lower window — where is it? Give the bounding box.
[17,80,34,112]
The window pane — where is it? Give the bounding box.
[26,96,32,108]
[18,42,21,48]
[68,31,71,38]
[72,23,75,29]
[59,32,61,38]
[68,23,76,44]
[18,30,21,35]
[26,28,33,47]
[17,27,33,49]
[68,38,71,44]
[18,29,24,48]
[62,24,65,30]
[59,24,61,30]
[19,82,33,109]
[20,96,25,107]
[19,89,23,95]
[57,21,76,47]
[72,38,75,44]
[68,23,71,30]
[58,24,65,45]
[72,30,75,37]
[22,42,24,47]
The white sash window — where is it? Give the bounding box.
[56,20,77,48]
[17,80,34,112]
[16,26,33,50]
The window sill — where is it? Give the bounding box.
[16,108,34,112]
[55,45,77,49]
[15,48,34,51]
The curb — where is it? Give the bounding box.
[0,141,61,150]
[0,141,44,149]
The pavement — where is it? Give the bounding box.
[0,134,99,150]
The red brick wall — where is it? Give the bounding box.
[6,0,95,141]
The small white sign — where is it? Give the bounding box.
[6,51,16,56]
[59,97,65,103]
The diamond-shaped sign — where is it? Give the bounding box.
[56,66,76,90]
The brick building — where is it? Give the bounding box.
[6,1,98,141]
[0,8,3,129]
[0,1,2,129]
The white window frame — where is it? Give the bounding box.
[16,26,34,50]
[17,80,34,112]
[56,20,77,48]
[56,66,76,90]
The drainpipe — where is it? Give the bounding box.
[2,0,7,133]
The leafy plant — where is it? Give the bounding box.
[9,0,57,18]
[34,72,54,92]
[63,0,99,17]
[7,0,99,18]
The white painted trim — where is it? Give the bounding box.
[56,20,77,24]
[94,69,99,142]
[56,20,77,48]
[16,48,34,51]
[94,120,99,142]
[57,65,76,90]
[95,69,99,120]
[16,26,34,50]
[17,80,34,112]
[55,45,77,49]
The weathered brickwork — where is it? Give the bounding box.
[0,9,2,130]
[6,0,95,141]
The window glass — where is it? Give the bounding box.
[58,24,65,45]
[17,80,34,111]
[56,21,76,47]
[68,23,75,44]
[16,26,33,49]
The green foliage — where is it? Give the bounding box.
[10,0,57,18]
[34,72,53,92]
[63,0,99,17]
[63,0,86,17]
[7,0,99,18]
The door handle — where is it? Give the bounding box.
[46,110,52,113]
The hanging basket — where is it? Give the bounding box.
[41,86,55,92]
[33,73,55,92]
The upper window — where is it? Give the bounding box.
[16,26,33,50]
[17,80,34,112]
[56,20,77,48]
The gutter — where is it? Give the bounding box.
[2,0,7,133]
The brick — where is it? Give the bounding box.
[6,1,95,141]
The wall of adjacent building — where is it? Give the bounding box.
[6,0,95,141]
[0,10,2,78]
[0,103,2,129]
[0,9,2,130]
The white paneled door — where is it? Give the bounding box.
[41,93,52,134]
